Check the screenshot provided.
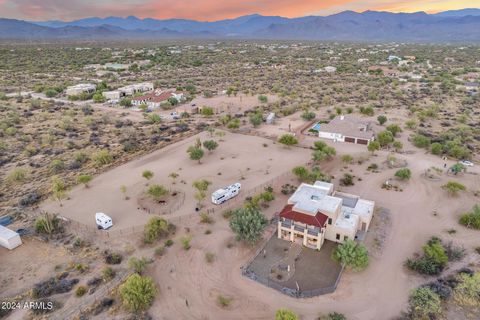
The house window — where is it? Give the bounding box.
[328,218,332,225]
[344,236,348,241]
[336,233,340,240]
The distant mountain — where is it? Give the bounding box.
[0,10,479,41]
[435,8,480,17]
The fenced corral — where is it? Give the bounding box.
[242,228,345,298]
[136,190,186,216]
[50,270,132,320]
[61,218,145,241]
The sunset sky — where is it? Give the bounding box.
[0,0,478,21]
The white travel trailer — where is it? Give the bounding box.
[211,183,241,205]
[95,212,113,230]
[0,225,22,250]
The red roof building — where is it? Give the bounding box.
[279,204,328,228]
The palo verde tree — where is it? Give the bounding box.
[120,273,157,312]
[275,309,299,320]
[229,206,268,246]
[312,141,336,163]
[278,134,298,148]
[203,140,219,153]
[331,239,369,271]
[192,179,211,208]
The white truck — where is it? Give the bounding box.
[95,212,113,230]
[211,183,241,205]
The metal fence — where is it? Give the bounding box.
[241,225,345,298]
[51,270,132,320]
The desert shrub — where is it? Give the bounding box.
[412,134,431,148]
[312,141,336,162]
[441,181,466,196]
[35,212,61,235]
[258,95,268,103]
[164,239,174,247]
[377,115,387,125]
[459,204,480,229]
[386,124,402,137]
[19,191,41,207]
[92,150,113,166]
[143,217,171,244]
[443,241,465,261]
[75,286,87,297]
[453,272,480,307]
[128,257,150,274]
[301,110,316,121]
[200,213,215,224]
[49,159,65,173]
[430,142,443,155]
[278,134,298,147]
[319,313,347,320]
[102,267,115,282]
[154,246,165,256]
[275,309,299,320]
[120,274,157,312]
[229,206,267,246]
[331,240,369,271]
[395,168,412,180]
[201,106,214,116]
[340,173,354,186]
[376,130,394,147]
[217,294,232,308]
[408,287,442,319]
[104,252,122,265]
[406,237,448,275]
[203,139,219,152]
[205,252,215,263]
[6,167,28,184]
[147,184,168,200]
[181,236,192,250]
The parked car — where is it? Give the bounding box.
[459,160,474,167]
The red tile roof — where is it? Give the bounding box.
[279,204,328,228]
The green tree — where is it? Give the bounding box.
[249,112,263,127]
[331,240,369,271]
[258,95,268,103]
[187,145,204,163]
[395,168,412,180]
[77,174,93,188]
[408,287,441,319]
[377,115,387,125]
[376,130,394,147]
[450,163,465,175]
[120,274,157,312]
[143,217,170,244]
[292,166,309,181]
[301,110,316,121]
[229,206,268,246]
[412,134,431,149]
[367,141,380,154]
[147,184,168,200]
[278,134,298,148]
[430,142,443,155]
[441,181,466,196]
[392,140,403,152]
[193,179,211,207]
[92,150,113,166]
[92,92,105,103]
[386,124,402,137]
[275,309,299,320]
[201,107,214,116]
[203,140,219,153]
[312,141,336,162]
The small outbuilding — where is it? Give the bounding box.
[0,225,22,250]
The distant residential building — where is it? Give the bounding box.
[102,82,154,101]
[104,63,130,71]
[404,55,416,61]
[278,181,375,250]
[65,83,96,96]
[388,55,401,62]
[132,89,184,109]
[324,66,337,73]
[313,114,375,145]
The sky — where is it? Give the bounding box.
[0,0,478,21]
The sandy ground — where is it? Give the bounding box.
[41,131,311,230]
[0,238,72,298]
[147,135,480,320]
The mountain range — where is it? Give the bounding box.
[0,8,479,42]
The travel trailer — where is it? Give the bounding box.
[211,183,241,204]
[95,212,113,230]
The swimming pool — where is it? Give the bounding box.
[311,123,321,131]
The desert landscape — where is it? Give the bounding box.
[0,9,479,320]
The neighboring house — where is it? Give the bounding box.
[314,115,375,145]
[65,83,96,96]
[132,89,184,109]
[324,66,337,73]
[277,181,375,250]
[104,63,130,71]
[102,82,154,101]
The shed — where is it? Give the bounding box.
[0,225,22,250]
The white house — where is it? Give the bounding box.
[65,83,96,96]
[314,114,375,145]
[277,181,374,250]
[132,90,184,110]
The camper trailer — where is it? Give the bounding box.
[95,212,113,230]
[211,183,241,205]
